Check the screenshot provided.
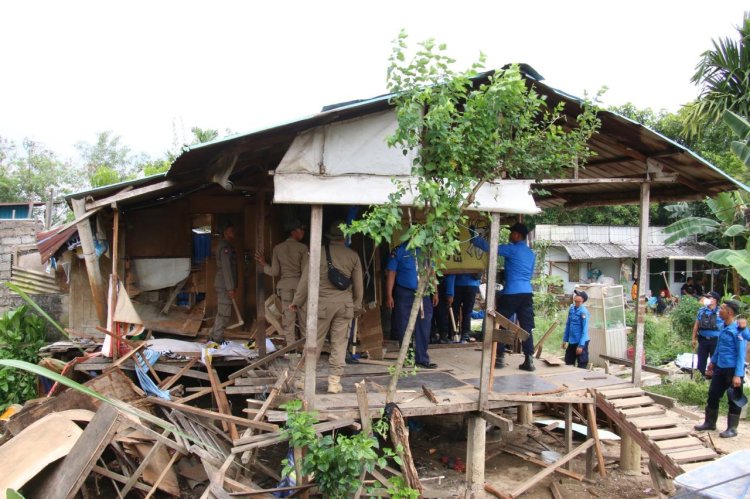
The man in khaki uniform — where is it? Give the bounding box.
[255,219,308,344]
[212,222,237,342]
[291,220,363,394]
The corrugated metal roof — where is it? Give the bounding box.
[557,241,716,260]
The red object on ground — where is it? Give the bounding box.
[627,345,646,365]
[453,457,465,472]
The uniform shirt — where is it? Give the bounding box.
[711,321,748,377]
[386,244,421,290]
[444,274,481,296]
[293,242,363,309]
[263,237,308,290]
[563,304,589,345]
[214,238,237,290]
[695,306,724,338]
[472,237,535,294]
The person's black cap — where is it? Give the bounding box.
[574,290,588,303]
[723,299,741,316]
[284,219,305,232]
[509,222,529,237]
[728,386,748,408]
[704,291,721,301]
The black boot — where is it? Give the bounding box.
[345,349,359,365]
[720,414,740,438]
[519,354,536,372]
[495,350,506,369]
[694,407,719,431]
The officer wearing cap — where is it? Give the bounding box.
[472,222,537,371]
[211,221,238,342]
[562,290,590,368]
[444,273,482,342]
[691,291,724,376]
[255,219,308,344]
[386,241,439,369]
[291,220,363,394]
[694,299,748,438]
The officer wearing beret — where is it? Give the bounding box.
[255,219,309,344]
[386,241,439,369]
[562,290,590,368]
[694,300,748,438]
[211,222,238,343]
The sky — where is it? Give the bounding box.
[0,1,747,163]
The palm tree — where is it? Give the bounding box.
[683,12,750,137]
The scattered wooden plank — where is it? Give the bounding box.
[533,320,559,359]
[490,312,531,341]
[208,364,238,440]
[484,482,512,499]
[632,417,682,430]
[585,402,607,478]
[228,339,304,380]
[231,419,359,453]
[497,446,584,481]
[656,437,705,451]
[488,393,593,405]
[34,404,121,499]
[543,357,565,366]
[422,385,439,404]
[643,427,691,441]
[146,397,278,432]
[598,355,670,376]
[144,450,180,499]
[601,388,645,399]
[240,369,290,465]
[610,396,655,409]
[510,440,595,498]
[549,480,564,499]
[390,405,423,495]
[667,447,718,464]
[158,356,199,390]
[620,406,666,418]
[646,392,676,408]
[120,429,171,496]
[92,465,153,494]
[481,411,514,432]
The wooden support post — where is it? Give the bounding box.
[479,213,500,410]
[620,433,641,475]
[112,206,119,278]
[632,181,650,386]
[564,403,573,471]
[72,197,107,326]
[517,403,533,425]
[390,405,423,495]
[465,415,486,498]
[255,191,267,357]
[304,205,323,408]
[355,380,372,436]
[586,396,607,478]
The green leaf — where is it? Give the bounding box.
[6,489,25,499]
[724,224,747,237]
[663,217,719,244]
[723,110,750,140]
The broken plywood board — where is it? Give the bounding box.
[314,371,470,393]
[0,410,93,491]
[533,419,620,441]
[463,373,562,395]
[358,306,384,360]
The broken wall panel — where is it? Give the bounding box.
[125,200,191,258]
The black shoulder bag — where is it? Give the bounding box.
[324,243,352,290]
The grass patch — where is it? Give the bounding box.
[646,378,750,415]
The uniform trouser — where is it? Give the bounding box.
[392,285,433,365]
[452,285,478,335]
[308,301,354,377]
[212,286,232,342]
[707,367,744,415]
[564,340,590,368]
[696,335,718,376]
[496,293,535,356]
[278,288,305,344]
[433,280,451,337]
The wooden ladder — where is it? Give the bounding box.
[594,384,720,477]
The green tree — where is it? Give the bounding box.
[76,131,138,187]
[190,126,219,144]
[346,33,599,401]
[0,137,74,206]
[683,12,750,137]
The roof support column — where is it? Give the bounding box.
[632,181,650,385]
[304,205,323,408]
[71,197,107,326]
[478,212,500,410]
[255,191,267,357]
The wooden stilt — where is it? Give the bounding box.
[465,415,486,498]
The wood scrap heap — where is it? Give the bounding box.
[0,337,425,498]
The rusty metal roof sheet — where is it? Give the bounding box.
[557,241,716,260]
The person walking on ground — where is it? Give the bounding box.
[211,222,238,343]
[562,290,590,369]
[471,222,536,371]
[694,300,748,438]
[444,273,481,342]
[255,219,308,345]
[290,220,363,394]
[691,291,723,377]
[386,240,439,369]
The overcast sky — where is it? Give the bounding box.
[0,1,747,162]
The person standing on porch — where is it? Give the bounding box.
[691,291,723,377]
[211,222,237,343]
[290,220,363,394]
[255,219,308,345]
[694,300,748,438]
[386,241,439,369]
[444,273,481,342]
[471,222,536,371]
[562,290,590,368]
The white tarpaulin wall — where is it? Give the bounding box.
[274,109,540,214]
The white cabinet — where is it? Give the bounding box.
[575,284,627,366]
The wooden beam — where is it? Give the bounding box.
[146,397,278,432]
[228,339,304,380]
[255,190,267,357]
[535,178,646,185]
[85,180,177,210]
[510,439,595,498]
[481,410,513,432]
[304,205,323,408]
[487,394,593,404]
[479,212,500,411]
[71,197,108,326]
[597,355,670,376]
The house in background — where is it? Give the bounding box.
[532,224,717,297]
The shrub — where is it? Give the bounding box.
[670,296,701,337]
[0,306,46,411]
[647,378,750,415]
[626,310,691,365]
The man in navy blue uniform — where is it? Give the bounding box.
[562,290,590,368]
[472,222,536,371]
[444,273,481,342]
[691,291,724,376]
[386,242,439,369]
[694,300,748,438]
